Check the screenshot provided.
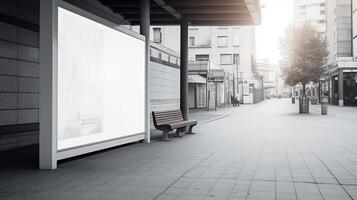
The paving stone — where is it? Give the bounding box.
[1,100,357,200]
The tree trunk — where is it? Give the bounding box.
[302,83,306,97]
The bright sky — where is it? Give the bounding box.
[256,0,294,64]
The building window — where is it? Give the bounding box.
[220,54,233,64]
[320,10,325,15]
[189,37,195,46]
[153,28,162,43]
[320,3,325,7]
[233,34,239,46]
[233,54,240,64]
[217,36,228,47]
[195,54,210,62]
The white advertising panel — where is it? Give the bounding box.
[57,7,145,150]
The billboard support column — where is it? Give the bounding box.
[180,19,189,120]
[140,0,151,143]
[39,0,58,169]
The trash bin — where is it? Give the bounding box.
[299,96,309,114]
[321,103,328,115]
[321,96,328,115]
[292,97,295,104]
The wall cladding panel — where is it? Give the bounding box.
[0,110,17,126]
[0,75,18,92]
[0,0,40,151]
[0,58,17,76]
[0,93,17,109]
[0,40,18,59]
[0,21,17,42]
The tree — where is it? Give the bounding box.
[280,23,328,96]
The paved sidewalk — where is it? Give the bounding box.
[1,99,357,200]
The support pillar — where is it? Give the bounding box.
[338,69,344,106]
[233,74,236,97]
[328,77,331,104]
[330,76,334,104]
[180,20,189,120]
[39,0,58,169]
[140,0,150,143]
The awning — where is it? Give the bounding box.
[98,0,261,26]
[188,61,224,82]
[188,75,207,84]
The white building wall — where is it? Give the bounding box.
[151,26,180,53]
[239,27,254,81]
[353,0,357,59]
[149,25,256,81]
[326,0,353,65]
[294,0,326,35]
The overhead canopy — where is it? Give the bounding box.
[188,75,207,84]
[98,0,261,26]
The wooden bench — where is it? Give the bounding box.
[152,110,197,141]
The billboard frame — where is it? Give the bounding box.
[40,0,147,169]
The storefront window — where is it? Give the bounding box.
[344,72,357,106]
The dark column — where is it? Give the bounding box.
[328,77,331,104]
[330,76,336,105]
[39,0,57,170]
[180,20,189,120]
[233,74,236,97]
[194,84,197,108]
[140,0,150,142]
[338,69,344,106]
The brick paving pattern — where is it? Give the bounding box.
[0,99,357,200]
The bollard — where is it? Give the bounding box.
[321,103,328,115]
[321,96,328,115]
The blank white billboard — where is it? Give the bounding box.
[57,7,145,150]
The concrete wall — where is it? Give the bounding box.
[0,0,40,151]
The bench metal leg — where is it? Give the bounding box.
[162,130,170,141]
[187,125,196,134]
[175,128,185,137]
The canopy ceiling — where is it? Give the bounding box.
[98,0,261,26]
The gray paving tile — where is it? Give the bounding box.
[2,100,357,200]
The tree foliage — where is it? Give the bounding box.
[280,23,328,87]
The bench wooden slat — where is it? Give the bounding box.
[152,110,197,140]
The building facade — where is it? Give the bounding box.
[294,0,327,38]
[325,0,357,106]
[188,26,258,104]
[293,0,327,101]
[149,26,259,105]
[294,0,357,106]
[256,60,278,98]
